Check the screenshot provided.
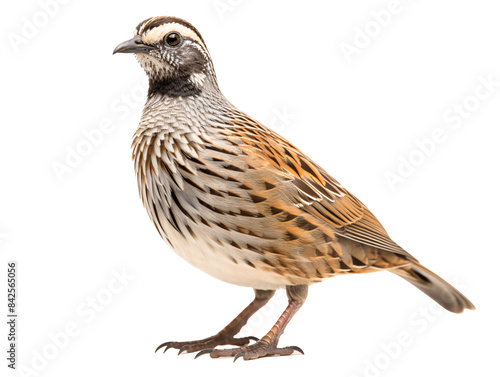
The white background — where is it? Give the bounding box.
[1,0,499,376]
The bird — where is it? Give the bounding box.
[113,16,475,361]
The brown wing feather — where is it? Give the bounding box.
[227,110,416,260]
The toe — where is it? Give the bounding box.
[155,341,174,353]
[289,346,304,355]
[194,348,214,359]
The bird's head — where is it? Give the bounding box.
[114,16,216,96]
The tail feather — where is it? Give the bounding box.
[392,262,475,313]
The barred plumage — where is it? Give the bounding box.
[114,16,474,361]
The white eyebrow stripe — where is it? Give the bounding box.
[141,23,205,47]
[134,16,164,36]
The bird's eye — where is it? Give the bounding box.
[165,32,181,47]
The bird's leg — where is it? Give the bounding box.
[200,285,308,361]
[156,289,275,355]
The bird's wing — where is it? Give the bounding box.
[227,111,415,259]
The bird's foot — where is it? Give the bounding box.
[155,333,259,355]
[196,340,304,361]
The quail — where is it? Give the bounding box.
[113,16,475,361]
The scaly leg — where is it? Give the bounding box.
[156,289,275,355]
[197,285,308,361]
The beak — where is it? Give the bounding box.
[113,35,156,55]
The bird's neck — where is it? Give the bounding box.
[148,75,201,97]
[147,70,219,98]
[138,80,232,137]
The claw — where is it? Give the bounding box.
[155,341,173,353]
[289,346,304,355]
[247,336,259,342]
[194,348,214,359]
[233,351,246,363]
[178,345,190,355]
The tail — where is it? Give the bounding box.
[392,261,475,313]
